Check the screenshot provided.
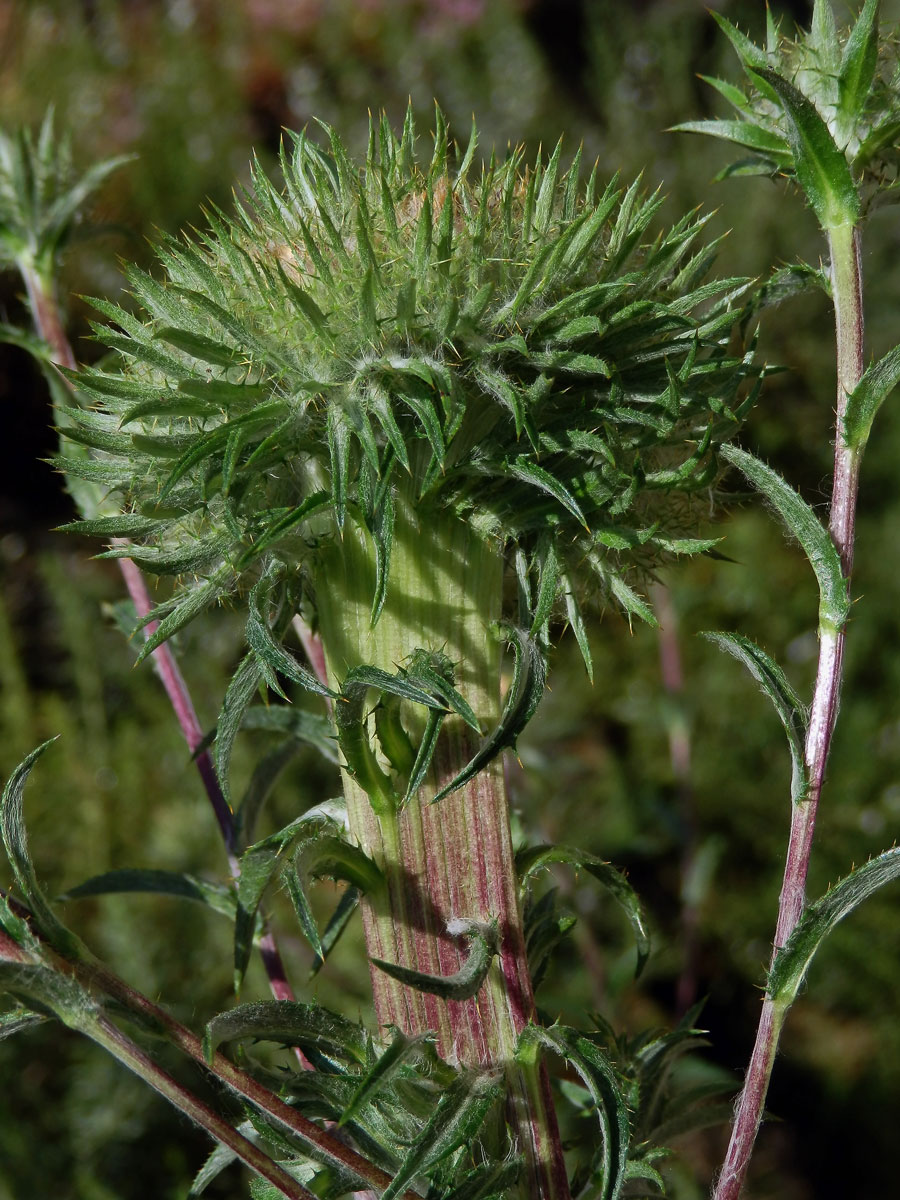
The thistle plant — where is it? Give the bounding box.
[0,99,764,1199]
[676,2,900,1196]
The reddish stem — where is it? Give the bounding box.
[713,223,864,1200]
[20,262,312,1042]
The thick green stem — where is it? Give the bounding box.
[316,503,570,1200]
[714,222,864,1200]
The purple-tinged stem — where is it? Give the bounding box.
[713,223,864,1200]
[19,262,310,1031]
[83,1011,317,1200]
[69,952,420,1197]
[1,909,418,1199]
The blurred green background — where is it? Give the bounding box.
[2,1,900,1197]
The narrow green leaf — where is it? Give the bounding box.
[671,120,791,160]
[608,570,658,628]
[371,919,498,1002]
[433,625,546,802]
[310,886,361,977]
[153,326,239,366]
[402,708,444,806]
[404,652,481,733]
[838,0,880,134]
[530,537,561,638]
[509,457,588,528]
[56,513,166,538]
[233,812,340,989]
[236,491,332,567]
[1,740,82,957]
[843,343,900,451]
[768,846,900,1006]
[517,1024,629,1200]
[516,844,650,976]
[188,1137,242,1197]
[698,74,754,115]
[701,632,808,803]
[0,1007,48,1041]
[721,444,849,630]
[282,863,323,960]
[750,68,861,229]
[216,653,265,806]
[0,962,91,1028]
[246,573,333,699]
[338,1028,433,1127]
[534,140,563,234]
[562,574,593,682]
[136,573,226,663]
[380,1070,501,1200]
[342,664,437,710]
[61,868,238,922]
[326,405,350,528]
[710,12,769,72]
[203,1000,368,1066]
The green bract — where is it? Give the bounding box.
[676,0,900,226]
[62,108,757,678]
[0,109,129,277]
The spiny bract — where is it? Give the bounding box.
[61,107,758,671]
[677,1,900,216]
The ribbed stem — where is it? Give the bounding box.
[315,504,570,1200]
[713,222,864,1200]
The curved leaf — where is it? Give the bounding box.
[1,740,82,958]
[721,444,849,631]
[701,632,808,803]
[433,625,546,802]
[203,1000,368,1066]
[517,1024,629,1200]
[287,835,384,958]
[843,343,900,452]
[371,919,498,1002]
[516,844,650,976]
[233,811,343,990]
[768,846,900,1006]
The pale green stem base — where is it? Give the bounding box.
[315,503,570,1200]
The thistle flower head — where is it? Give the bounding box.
[62,107,757,669]
[677,0,900,226]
